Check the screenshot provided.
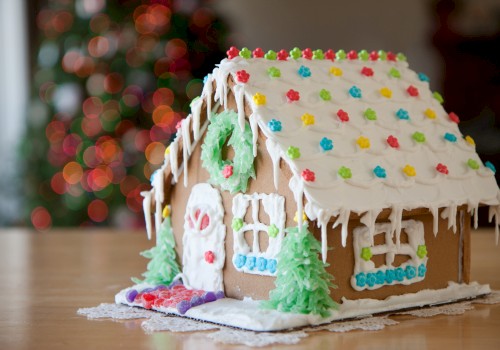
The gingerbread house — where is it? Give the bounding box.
[117,47,500,330]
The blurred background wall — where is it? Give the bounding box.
[0,0,498,229]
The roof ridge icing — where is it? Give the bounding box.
[226,46,408,62]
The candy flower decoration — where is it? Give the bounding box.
[298,65,311,77]
[302,48,313,59]
[436,163,449,175]
[337,109,350,122]
[444,132,457,142]
[360,247,373,261]
[289,47,302,59]
[239,47,251,59]
[468,159,480,170]
[222,165,233,178]
[448,112,460,123]
[267,119,282,132]
[485,161,496,173]
[389,68,401,78]
[236,70,250,83]
[267,67,281,78]
[413,131,426,143]
[320,137,333,151]
[433,91,444,104]
[293,211,308,223]
[301,113,315,126]
[253,93,266,106]
[364,108,377,120]
[424,108,436,119]
[232,217,244,231]
[407,85,419,97]
[403,164,416,177]
[380,87,392,98]
[347,50,358,59]
[329,67,343,76]
[369,51,379,60]
[387,135,399,148]
[319,89,331,101]
[313,49,324,60]
[465,135,475,146]
[286,89,300,102]
[324,49,335,60]
[277,49,288,60]
[357,136,370,149]
[373,166,387,178]
[287,146,301,159]
[301,169,316,182]
[267,224,279,238]
[227,46,239,59]
[336,49,347,60]
[204,251,215,264]
[338,166,352,179]
[264,50,277,60]
[396,108,410,120]
[361,67,374,76]
[417,245,428,259]
[349,86,362,98]
[253,48,264,58]
[358,50,369,61]
[418,72,430,82]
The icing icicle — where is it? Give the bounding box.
[190,98,203,141]
[233,84,247,131]
[169,138,179,184]
[360,209,382,245]
[441,204,458,233]
[202,74,213,120]
[430,205,440,236]
[488,205,500,245]
[332,208,350,247]
[141,190,153,240]
[289,176,305,228]
[249,113,259,157]
[265,138,282,190]
[389,205,403,247]
[181,116,193,187]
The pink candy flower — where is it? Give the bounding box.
[222,165,233,178]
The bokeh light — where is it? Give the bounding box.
[31,207,52,231]
[88,199,108,222]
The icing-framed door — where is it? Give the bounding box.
[182,183,226,292]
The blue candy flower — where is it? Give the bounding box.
[385,269,395,284]
[395,267,405,282]
[298,65,311,78]
[418,72,430,82]
[268,119,282,132]
[373,166,387,178]
[418,264,427,277]
[257,257,267,272]
[320,137,333,151]
[366,273,377,287]
[245,256,256,270]
[444,132,457,142]
[376,270,385,285]
[234,254,246,269]
[405,265,416,279]
[355,273,367,287]
[267,259,277,274]
[485,161,496,174]
[349,86,362,98]
[396,108,409,120]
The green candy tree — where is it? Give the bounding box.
[263,224,338,317]
[133,215,180,285]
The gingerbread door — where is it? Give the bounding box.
[182,183,226,292]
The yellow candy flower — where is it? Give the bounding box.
[294,211,308,223]
[253,93,266,106]
[329,67,343,76]
[164,146,171,156]
[162,205,171,218]
[357,136,370,149]
[465,135,475,146]
[380,87,392,98]
[424,108,436,119]
[403,164,416,177]
[301,113,315,126]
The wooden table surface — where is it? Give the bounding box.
[0,228,499,350]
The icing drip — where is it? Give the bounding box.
[441,204,458,233]
[233,84,246,131]
[202,74,213,120]
[191,99,203,141]
[430,206,439,236]
[181,115,192,187]
[332,209,350,248]
[251,196,260,253]
[249,113,259,157]
[141,190,153,240]
[169,138,179,184]
[388,205,403,247]
[360,209,382,246]
[153,170,165,236]
[265,138,282,190]
[488,205,500,245]
[289,176,305,227]
[317,209,329,263]
[468,202,479,229]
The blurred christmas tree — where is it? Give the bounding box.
[23,0,229,229]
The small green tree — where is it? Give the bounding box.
[133,216,180,285]
[263,224,338,317]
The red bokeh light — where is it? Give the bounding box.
[31,207,52,231]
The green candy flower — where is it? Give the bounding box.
[417,245,427,259]
[378,50,387,60]
[287,146,301,159]
[467,159,480,170]
[338,166,352,179]
[336,49,346,60]
[364,108,377,121]
[268,224,279,238]
[239,47,252,59]
[290,47,302,59]
[413,131,426,143]
[358,50,369,61]
[389,67,401,78]
[396,52,407,62]
[361,247,373,261]
[313,49,324,60]
[319,89,331,101]
[267,67,281,78]
[265,50,277,60]
[232,218,244,231]
[433,91,444,104]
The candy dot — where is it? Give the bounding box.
[364,108,377,121]
[407,85,419,97]
[361,67,374,76]
[267,67,281,78]
[396,108,410,120]
[277,49,288,60]
[264,50,277,60]
[347,50,358,60]
[433,91,444,104]
[239,47,251,59]
[349,86,362,98]
[312,49,324,60]
[302,48,313,60]
[485,161,496,173]
[252,48,264,58]
[253,93,266,106]
[403,165,416,177]
[418,73,430,82]
[387,135,399,148]
[387,52,397,61]
[444,133,457,142]
[236,70,250,83]
[226,46,239,59]
[319,89,331,101]
[396,53,407,61]
[268,119,282,132]
[298,65,311,77]
[424,108,436,119]
[289,47,301,59]
[329,67,343,76]
[338,166,352,179]
[301,169,315,182]
[320,137,333,151]
[301,113,315,126]
[465,135,475,146]
[448,112,460,123]
[287,146,300,159]
[286,89,300,102]
[369,51,379,61]
[467,158,480,170]
[373,166,387,178]
[336,49,346,60]
[358,50,369,61]
[162,205,170,218]
[337,109,349,122]
[380,87,392,98]
[389,68,401,78]
[357,136,370,149]
[436,163,449,175]
[324,49,335,60]
[412,132,426,143]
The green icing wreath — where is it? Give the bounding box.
[201,110,255,193]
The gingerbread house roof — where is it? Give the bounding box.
[145,48,500,246]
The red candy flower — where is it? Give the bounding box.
[407,85,419,97]
[222,165,233,178]
[226,46,239,59]
[361,67,374,77]
[448,112,460,124]
[286,89,300,102]
[347,50,358,60]
[277,49,289,60]
[253,48,264,58]
[436,163,449,175]
[369,51,379,61]
[387,52,397,61]
[337,109,349,122]
[301,169,316,182]
[236,70,250,83]
[302,48,313,60]
[204,251,215,264]
[324,49,335,61]
[387,135,400,148]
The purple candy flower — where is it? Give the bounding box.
[215,291,225,299]
[203,292,217,303]
[125,289,138,303]
[176,300,191,314]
